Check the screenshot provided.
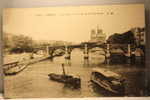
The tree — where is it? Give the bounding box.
[10,34,34,53]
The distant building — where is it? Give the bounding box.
[90,26,106,43]
[131,27,145,46]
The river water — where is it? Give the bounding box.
[4,49,147,98]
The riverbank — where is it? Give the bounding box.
[4,52,45,64]
[3,55,51,75]
[3,52,51,75]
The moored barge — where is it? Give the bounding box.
[90,68,125,95]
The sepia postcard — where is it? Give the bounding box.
[2,4,148,98]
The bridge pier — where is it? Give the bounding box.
[105,44,110,64]
[84,44,89,60]
[46,46,50,56]
[65,45,71,60]
[126,44,131,64]
[46,46,56,60]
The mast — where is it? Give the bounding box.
[62,63,66,76]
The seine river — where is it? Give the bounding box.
[5,49,146,98]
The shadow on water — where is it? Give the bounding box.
[62,84,82,96]
[63,84,81,90]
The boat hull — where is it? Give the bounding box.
[48,73,81,89]
[90,68,125,95]
[91,79,125,95]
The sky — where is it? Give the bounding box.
[3,4,145,43]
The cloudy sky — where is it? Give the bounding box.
[3,4,145,43]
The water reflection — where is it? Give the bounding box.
[83,59,90,67]
[62,84,82,97]
[105,59,110,65]
[65,59,71,66]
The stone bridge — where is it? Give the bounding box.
[35,42,135,61]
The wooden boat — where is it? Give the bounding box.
[3,56,50,75]
[4,64,27,75]
[90,68,125,95]
[3,61,28,75]
[48,64,81,89]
